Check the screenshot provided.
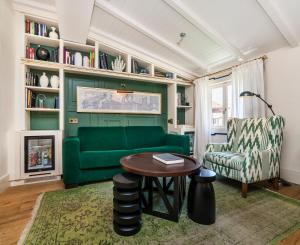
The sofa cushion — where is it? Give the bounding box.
[204,151,245,170]
[80,150,135,169]
[135,145,184,154]
[78,127,127,151]
[125,126,166,149]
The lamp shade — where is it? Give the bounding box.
[240,91,255,97]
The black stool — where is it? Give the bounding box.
[113,173,142,236]
[187,168,216,225]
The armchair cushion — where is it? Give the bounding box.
[205,152,245,171]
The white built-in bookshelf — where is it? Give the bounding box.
[21,14,194,133]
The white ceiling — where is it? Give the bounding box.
[13,0,300,78]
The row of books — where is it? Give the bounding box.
[98,52,113,70]
[25,72,39,86]
[26,90,59,109]
[26,46,59,63]
[25,20,47,37]
[131,59,139,74]
[63,48,95,67]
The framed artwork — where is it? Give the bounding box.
[24,135,55,173]
[77,86,161,114]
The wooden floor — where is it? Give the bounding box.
[0,180,299,245]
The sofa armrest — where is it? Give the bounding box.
[63,137,81,186]
[166,134,190,155]
[241,148,279,184]
[205,143,229,153]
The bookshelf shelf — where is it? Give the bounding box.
[25,86,59,93]
[64,40,95,52]
[22,58,60,71]
[25,108,60,112]
[25,33,59,47]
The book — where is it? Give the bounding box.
[153,153,184,165]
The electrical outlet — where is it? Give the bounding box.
[69,118,78,124]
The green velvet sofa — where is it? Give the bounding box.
[63,126,189,187]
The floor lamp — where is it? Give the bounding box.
[239,91,290,187]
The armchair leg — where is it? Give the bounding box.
[242,183,248,198]
[273,177,279,190]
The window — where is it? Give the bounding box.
[211,82,232,130]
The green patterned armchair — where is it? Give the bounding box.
[203,116,285,197]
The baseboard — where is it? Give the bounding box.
[0,173,10,192]
[281,168,300,185]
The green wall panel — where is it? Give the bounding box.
[64,74,168,137]
[30,111,59,130]
[177,86,185,125]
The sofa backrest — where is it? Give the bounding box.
[78,127,127,151]
[227,116,284,153]
[125,126,165,149]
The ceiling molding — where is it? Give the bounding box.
[55,0,95,44]
[163,0,244,59]
[94,0,207,70]
[89,27,199,79]
[257,0,298,47]
[13,0,57,20]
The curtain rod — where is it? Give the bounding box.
[198,55,268,79]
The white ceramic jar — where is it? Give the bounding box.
[50,75,59,88]
[39,72,49,87]
[49,27,59,39]
[83,56,89,67]
[74,52,82,66]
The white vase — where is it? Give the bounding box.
[49,27,59,39]
[50,75,59,88]
[74,52,82,66]
[83,56,89,67]
[39,72,49,87]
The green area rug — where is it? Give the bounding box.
[20,181,300,245]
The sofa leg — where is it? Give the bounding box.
[241,183,248,198]
[273,177,279,190]
[65,183,79,189]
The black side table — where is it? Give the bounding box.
[187,168,216,225]
[113,173,142,236]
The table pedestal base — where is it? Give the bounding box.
[141,176,186,222]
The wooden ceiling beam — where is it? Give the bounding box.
[163,0,244,60]
[257,0,298,47]
[94,0,207,70]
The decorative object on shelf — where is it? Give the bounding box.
[139,68,148,75]
[112,55,125,72]
[50,75,59,88]
[39,72,49,87]
[131,59,139,74]
[74,52,83,66]
[36,46,50,61]
[36,94,47,108]
[54,96,59,109]
[49,27,59,39]
[83,56,89,67]
[77,86,161,114]
[165,72,173,79]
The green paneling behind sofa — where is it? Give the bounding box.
[64,74,168,137]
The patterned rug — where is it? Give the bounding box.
[20,180,300,245]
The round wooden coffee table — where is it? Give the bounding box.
[120,152,200,222]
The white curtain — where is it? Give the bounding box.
[193,76,211,162]
[232,59,266,118]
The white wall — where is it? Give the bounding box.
[265,46,300,184]
[0,0,15,190]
